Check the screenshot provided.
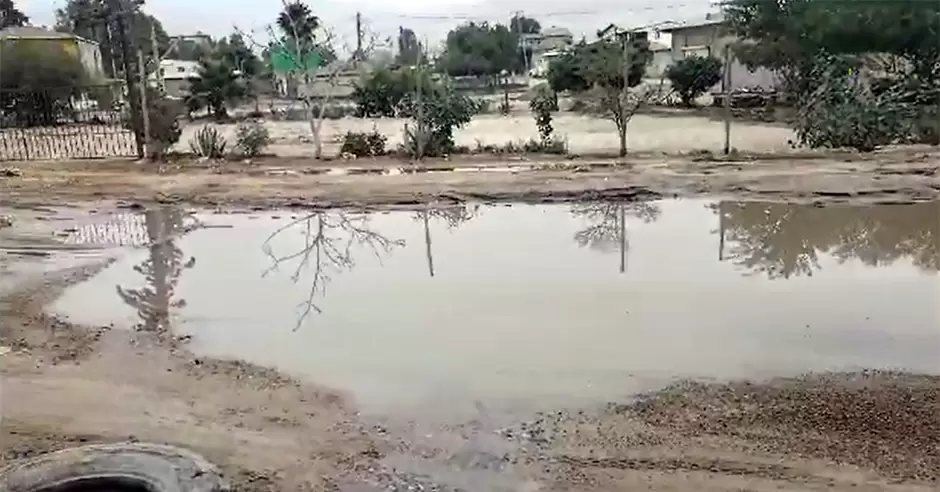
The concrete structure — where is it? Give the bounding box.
[593,23,676,79]
[275,60,375,100]
[646,41,674,79]
[660,12,780,91]
[151,59,201,98]
[521,27,574,54]
[0,26,105,79]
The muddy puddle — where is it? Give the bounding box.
[49,200,940,418]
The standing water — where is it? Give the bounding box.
[52,200,940,418]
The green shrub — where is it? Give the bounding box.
[234,120,271,157]
[397,84,482,157]
[340,130,387,156]
[794,55,909,152]
[189,124,228,158]
[665,55,723,107]
[529,84,558,143]
[145,90,183,159]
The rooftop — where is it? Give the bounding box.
[0,26,96,45]
[659,12,726,32]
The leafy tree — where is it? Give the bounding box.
[0,0,28,28]
[717,201,940,279]
[724,0,940,94]
[0,41,88,125]
[277,1,319,47]
[352,67,430,117]
[398,79,482,157]
[439,22,517,77]
[793,54,912,152]
[217,33,262,76]
[54,0,169,77]
[396,27,421,66]
[188,57,245,120]
[510,15,540,35]
[665,55,722,106]
[548,37,651,156]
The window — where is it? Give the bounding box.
[177,67,185,72]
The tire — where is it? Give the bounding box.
[0,443,229,492]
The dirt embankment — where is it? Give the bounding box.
[2,148,939,210]
[0,262,386,491]
[529,373,939,492]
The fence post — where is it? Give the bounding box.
[137,49,150,159]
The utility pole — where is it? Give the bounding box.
[150,21,163,93]
[514,10,529,76]
[107,0,144,158]
[415,49,424,161]
[137,49,150,158]
[722,44,732,155]
[355,12,362,60]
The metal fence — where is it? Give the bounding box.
[0,83,142,161]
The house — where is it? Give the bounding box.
[151,59,201,98]
[659,12,780,91]
[521,27,574,54]
[594,23,675,79]
[0,26,105,79]
[521,27,573,76]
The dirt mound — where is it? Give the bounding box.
[626,372,940,482]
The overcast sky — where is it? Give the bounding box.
[19,0,716,50]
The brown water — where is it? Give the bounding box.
[51,200,940,417]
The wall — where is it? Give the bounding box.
[646,50,674,79]
[669,25,780,91]
[163,79,192,99]
[75,38,105,80]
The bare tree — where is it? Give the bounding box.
[240,0,383,158]
[581,77,670,156]
[262,212,405,330]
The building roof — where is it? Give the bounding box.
[0,26,98,45]
[659,13,725,33]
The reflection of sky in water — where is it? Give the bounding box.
[51,200,940,415]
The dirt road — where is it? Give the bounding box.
[2,147,940,209]
[1,151,939,491]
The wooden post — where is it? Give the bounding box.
[137,50,150,159]
[723,44,732,155]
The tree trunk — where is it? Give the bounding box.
[618,123,627,157]
[307,104,323,158]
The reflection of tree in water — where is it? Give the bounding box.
[411,204,480,277]
[116,207,196,332]
[262,212,405,331]
[571,202,661,273]
[717,201,940,278]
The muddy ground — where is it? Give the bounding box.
[1,150,939,491]
[2,146,940,209]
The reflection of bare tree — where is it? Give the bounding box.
[262,213,406,331]
[116,207,196,332]
[717,201,940,278]
[571,202,661,273]
[411,204,481,277]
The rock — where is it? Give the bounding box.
[0,215,13,228]
[0,167,22,177]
